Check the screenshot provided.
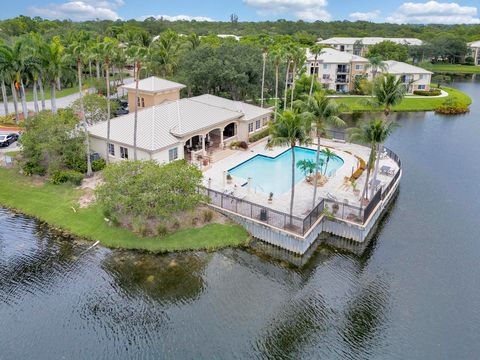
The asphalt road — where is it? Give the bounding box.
[0,77,134,116]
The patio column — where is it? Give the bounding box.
[202,135,206,156]
[220,129,224,148]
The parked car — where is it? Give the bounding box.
[114,108,129,116]
[0,133,19,147]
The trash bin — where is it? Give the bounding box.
[260,209,267,221]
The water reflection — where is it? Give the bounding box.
[102,251,208,304]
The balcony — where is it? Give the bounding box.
[336,65,350,74]
[335,76,348,84]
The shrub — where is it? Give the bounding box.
[239,141,248,149]
[0,114,18,125]
[132,217,148,237]
[156,224,169,237]
[435,98,470,115]
[202,209,214,223]
[49,169,84,185]
[92,158,106,172]
[229,141,240,149]
[248,128,270,143]
[23,161,46,176]
[413,89,441,96]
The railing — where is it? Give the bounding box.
[204,133,402,232]
[204,187,325,236]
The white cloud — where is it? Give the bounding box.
[243,0,331,21]
[386,1,480,24]
[137,14,214,22]
[29,0,123,21]
[349,10,381,22]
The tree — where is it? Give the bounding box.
[295,92,345,208]
[0,41,26,122]
[149,29,180,77]
[98,37,118,163]
[296,159,315,179]
[71,93,117,125]
[267,110,310,224]
[96,160,206,227]
[270,45,284,121]
[289,45,306,110]
[365,56,387,81]
[308,44,324,95]
[187,33,201,50]
[43,36,65,114]
[321,148,337,176]
[371,74,407,118]
[128,44,148,161]
[432,74,452,89]
[366,41,409,62]
[19,109,87,176]
[348,119,398,200]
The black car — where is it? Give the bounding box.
[114,108,129,116]
[0,133,19,147]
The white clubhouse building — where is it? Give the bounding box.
[88,77,271,164]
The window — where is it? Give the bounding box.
[355,64,363,70]
[419,74,426,80]
[108,143,115,156]
[418,85,426,90]
[120,146,128,159]
[262,117,268,127]
[323,64,329,70]
[169,147,178,162]
[142,97,145,107]
[255,119,261,130]
[322,74,330,80]
[137,97,145,107]
[248,122,254,133]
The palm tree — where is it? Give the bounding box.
[283,45,293,111]
[296,159,315,180]
[289,46,306,110]
[68,40,93,176]
[321,148,337,176]
[372,74,408,118]
[259,36,273,108]
[187,33,201,50]
[365,56,387,81]
[128,44,148,161]
[308,44,324,96]
[348,119,399,200]
[0,48,12,117]
[295,92,345,207]
[0,43,21,122]
[44,36,65,114]
[149,29,180,77]
[99,37,118,163]
[270,45,284,121]
[268,110,311,224]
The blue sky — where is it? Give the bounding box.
[2,0,480,24]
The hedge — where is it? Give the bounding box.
[413,89,441,96]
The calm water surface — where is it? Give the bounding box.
[1,76,480,359]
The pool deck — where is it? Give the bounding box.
[203,138,399,219]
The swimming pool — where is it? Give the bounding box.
[228,147,344,195]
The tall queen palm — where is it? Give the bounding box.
[69,40,93,176]
[268,110,310,225]
[44,36,65,114]
[308,44,324,96]
[295,92,345,207]
[99,37,118,163]
[270,45,284,121]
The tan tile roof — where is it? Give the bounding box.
[120,76,186,93]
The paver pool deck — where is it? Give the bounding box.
[203,138,400,218]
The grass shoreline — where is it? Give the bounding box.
[0,168,250,253]
[334,86,471,113]
[420,63,480,74]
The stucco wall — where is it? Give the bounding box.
[151,145,185,164]
[127,89,180,110]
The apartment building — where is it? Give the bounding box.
[468,41,480,65]
[382,61,433,93]
[306,48,370,92]
[317,37,423,56]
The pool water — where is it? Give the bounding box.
[228,147,344,195]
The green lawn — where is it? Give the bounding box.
[333,86,472,113]
[8,83,89,103]
[420,63,480,74]
[0,168,249,252]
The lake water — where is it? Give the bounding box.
[1,76,480,359]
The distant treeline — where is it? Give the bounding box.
[1,15,480,43]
